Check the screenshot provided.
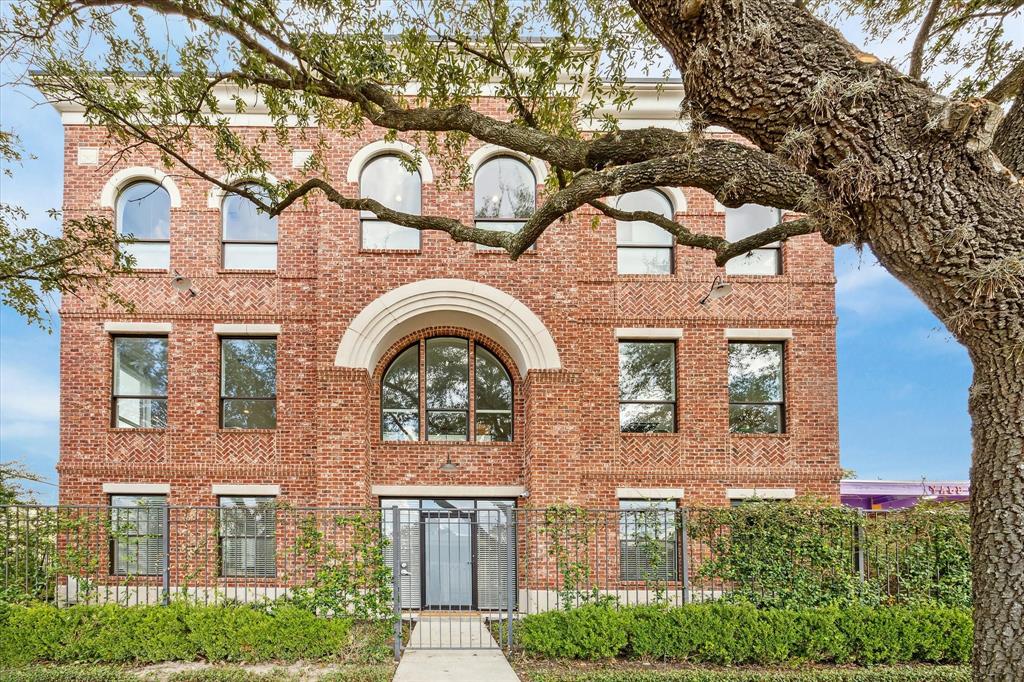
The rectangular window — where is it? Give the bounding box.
[112,336,168,428]
[219,496,276,577]
[361,221,422,250]
[724,204,782,276]
[110,494,166,576]
[619,500,678,581]
[728,342,785,433]
[221,337,277,429]
[615,190,675,275]
[619,341,676,433]
[425,337,469,441]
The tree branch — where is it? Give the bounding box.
[909,0,944,80]
[986,59,1024,104]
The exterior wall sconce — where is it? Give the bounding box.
[699,275,732,305]
[439,454,459,472]
[171,271,197,297]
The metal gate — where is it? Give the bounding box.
[386,504,516,657]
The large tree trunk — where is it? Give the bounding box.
[626,0,1024,677]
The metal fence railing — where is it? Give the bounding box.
[0,502,971,644]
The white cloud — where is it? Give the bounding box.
[835,248,919,318]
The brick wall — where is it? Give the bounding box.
[57,103,840,510]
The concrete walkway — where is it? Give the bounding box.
[393,616,521,682]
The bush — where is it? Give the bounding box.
[515,604,970,665]
[0,603,385,665]
[523,667,971,682]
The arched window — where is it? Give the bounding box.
[116,181,171,270]
[381,337,513,442]
[222,183,278,270]
[360,155,421,250]
[474,156,535,251]
[615,189,674,275]
[724,204,783,275]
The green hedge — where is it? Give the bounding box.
[0,603,391,665]
[0,666,395,682]
[523,667,971,682]
[516,605,971,665]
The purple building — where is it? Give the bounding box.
[840,479,970,511]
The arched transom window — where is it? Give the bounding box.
[360,154,422,250]
[474,156,536,251]
[615,189,674,275]
[382,337,513,442]
[117,180,171,270]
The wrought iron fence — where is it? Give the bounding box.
[0,502,971,620]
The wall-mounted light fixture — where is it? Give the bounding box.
[698,275,732,305]
[171,271,197,297]
[439,454,459,472]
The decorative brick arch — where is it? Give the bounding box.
[335,279,561,377]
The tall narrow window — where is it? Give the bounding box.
[728,341,785,433]
[425,337,469,441]
[619,341,676,433]
[360,155,422,250]
[474,156,535,251]
[724,204,782,275]
[110,494,166,576]
[112,336,168,428]
[116,181,171,269]
[619,500,678,581]
[616,190,674,275]
[222,184,278,270]
[221,337,277,429]
[474,345,512,442]
[380,337,514,442]
[219,496,276,577]
[382,345,420,441]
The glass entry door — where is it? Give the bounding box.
[423,511,474,609]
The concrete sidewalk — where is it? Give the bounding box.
[392,617,520,682]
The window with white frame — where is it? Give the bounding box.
[222,183,278,269]
[728,341,785,433]
[110,494,166,576]
[619,499,678,581]
[619,341,676,433]
[112,336,168,429]
[474,156,536,251]
[219,496,277,577]
[359,155,422,250]
[724,204,783,275]
[116,181,171,269]
[615,189,674,275]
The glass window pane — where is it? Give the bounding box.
[224,243,277,270]
[725,248,780,276]
[110,495,166,576]
[725,203,780,242]
[122,242,170,270]
[474,220,534,251]
[475,157,535,220]
[219,496,276,578]
[222,338,277,399]
[117,181,170,240]
[728,343,783,403]
[360,155,421,214]
[383,411,419,441]
[619,402,674,433]
[617,248,672,275]
[475,412,512,442]
[115,398,167,428]
[729,403,783,433]
[383,345,419,410]
[115,337,168,396]
[475,346,512,411]
[361,220,421,250]
[427,411,468,441]
[619,342,675,401]
[222,398,277,429]
[222,185,278,242]
[615,190,674,246]
[425,338,468,410]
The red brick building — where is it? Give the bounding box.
[52,83,840,607]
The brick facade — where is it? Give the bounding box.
[55,95,841,511]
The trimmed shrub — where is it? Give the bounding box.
[516,605,970,665]
[523,667,972,682]
[0,603,375,665]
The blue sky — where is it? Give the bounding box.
[0,14,987,503]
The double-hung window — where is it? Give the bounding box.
[112,336,168,428]
[728,341,785,433]
[222,183,278,270]
[616,190,674,275]
[618,341,676,433]
[359,155,422,250]
[474,156,536,251]
[221,337,277,429]
[116,181,171,270]
[110,494,166,576]
[219,496,276,577]
[724,204,783,275]
[619,500,678,581]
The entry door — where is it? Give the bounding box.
[423,511,474,608]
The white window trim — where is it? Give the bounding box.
[214,323,281,336]
[615,328,683,340]
[100,167,182,208]
[207,172,281,209]
[725,328,793,340]
[104,322,173,335]
[211,484,280,496]
[346,140,434,184]
[617,186,686,214]
[103,483,171,495]
[467,144,548,185]
[371,484,526,498]
[616,487,684,500]
[726,487,796,500]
